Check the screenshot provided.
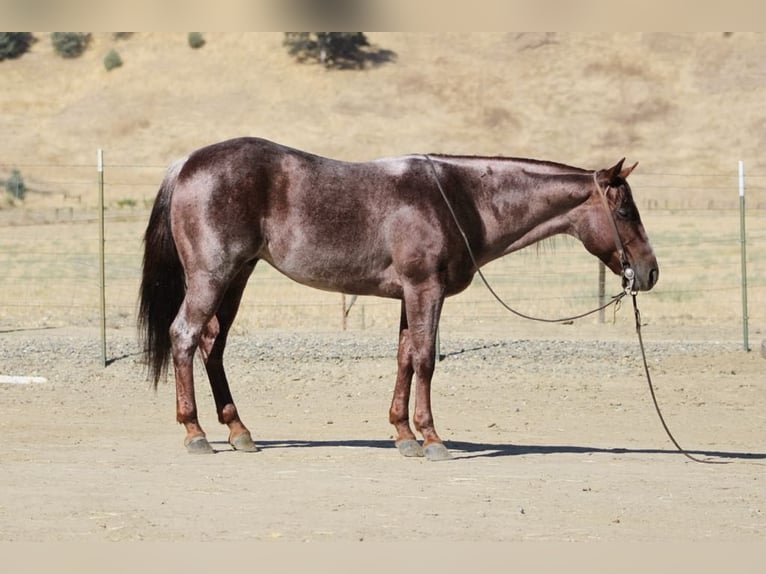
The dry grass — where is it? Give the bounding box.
[0,33,764,341]
[2,33,766,192]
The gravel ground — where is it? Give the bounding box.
[0,325,764,542]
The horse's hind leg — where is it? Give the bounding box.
[170,275,228,454]
[199,260,258,452]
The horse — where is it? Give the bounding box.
[139,137,658,460]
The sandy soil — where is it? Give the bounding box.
[0,323,763,542]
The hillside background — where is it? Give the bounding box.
[0,32,763,346]
[2,32,765,209]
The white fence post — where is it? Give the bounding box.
[98,149,107,366]
[738,160,750,352]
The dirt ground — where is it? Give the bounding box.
[0,321,763,542]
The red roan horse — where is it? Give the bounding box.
[139,137,658,459]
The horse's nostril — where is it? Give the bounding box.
[649,268,659,288]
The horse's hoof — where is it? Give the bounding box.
[396,438,425,458]
[424,442,452,461]
[185,435,214,454]
[230,431,259,452]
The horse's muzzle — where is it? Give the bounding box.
[629,262,659,292]
[648,267,659,289]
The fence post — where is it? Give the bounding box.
[598,261,605,323]
[341,293,358,330]
[738,160,750,352]
[98,149,107,366]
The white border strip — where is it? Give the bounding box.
[0,375,48,385]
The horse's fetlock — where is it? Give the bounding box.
[219,403,239,425]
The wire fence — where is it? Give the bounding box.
[1,160,764,352]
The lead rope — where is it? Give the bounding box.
[631,294,728,464]
[424,154,727,465]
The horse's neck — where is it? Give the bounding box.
[472,159,592,262]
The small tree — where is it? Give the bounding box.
[5,168,26,200]
[188,32,205,49]
[0,32,34,61]
[51,32,90,58]
[103,49,123,71]
[284,32,370,69]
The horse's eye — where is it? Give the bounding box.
[616,205,635,220]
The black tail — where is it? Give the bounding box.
[138,159,186,386]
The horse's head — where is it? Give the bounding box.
[578,159,658,292]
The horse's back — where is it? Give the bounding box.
[168,137,437,297]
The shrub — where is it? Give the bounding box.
[51,32,90,58]
[284,32,370,69]
[188,32,205,49]
[0,32,34,61]
[5,168,26,200]
[103,49,123,71]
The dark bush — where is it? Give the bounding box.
[103,49,123,71]
[51,32,90,58]
[0,32,34,61]
[284,32,371,69]
[188,32,205,49]
[5,168,26,200]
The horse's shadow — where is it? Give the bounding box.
[210,438,766,462]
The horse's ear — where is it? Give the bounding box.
[608,158,625,180]
[620,161,639,180]
[598,158,625,185]
[600,158,637,184]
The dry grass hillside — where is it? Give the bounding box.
[2,32,766,208]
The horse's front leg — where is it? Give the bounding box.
[389,302,423,457]
[397,280,451,461]
[411,328,451,461]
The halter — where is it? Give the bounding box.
[592,171,636,295]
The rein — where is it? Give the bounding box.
[424,154,726,465]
